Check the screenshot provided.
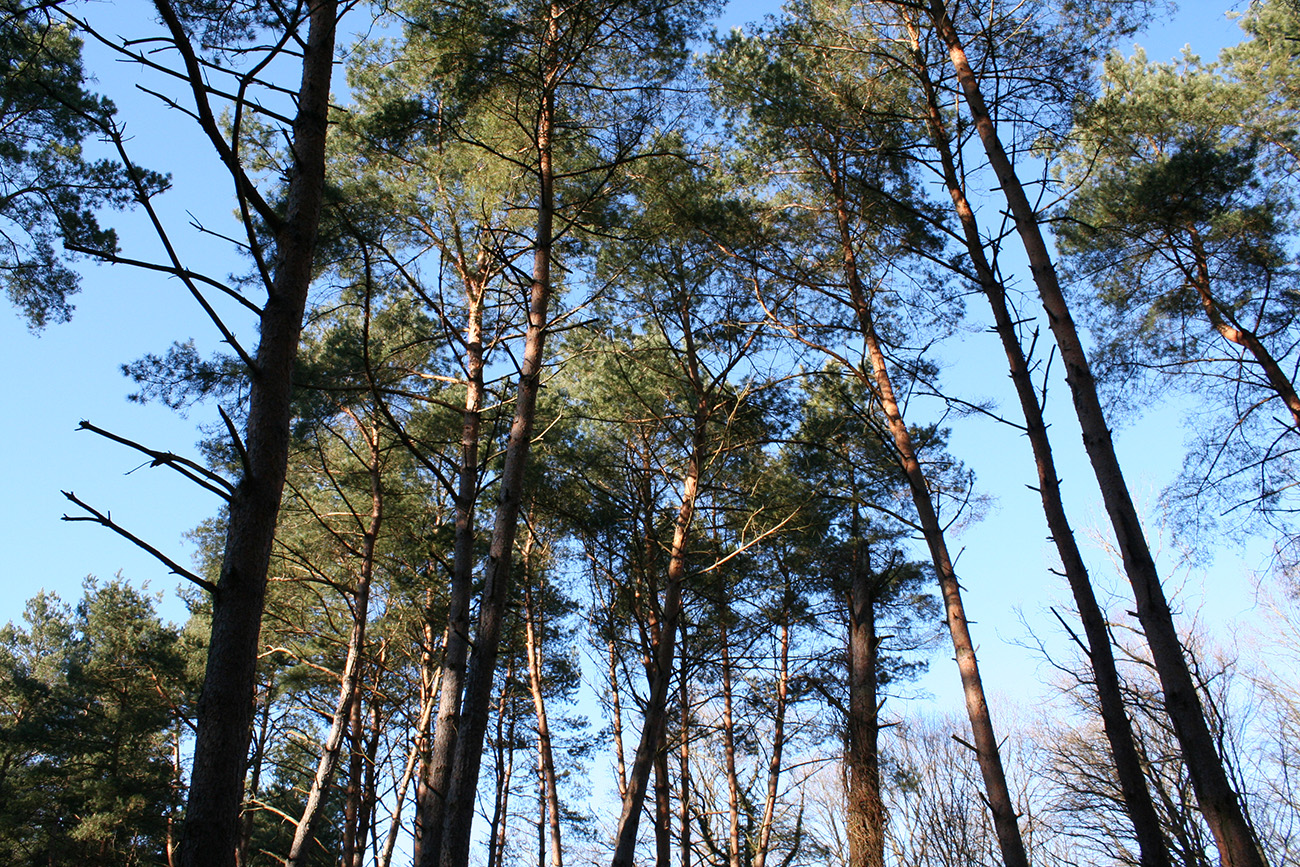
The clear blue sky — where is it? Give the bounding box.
[0,0,1270,719]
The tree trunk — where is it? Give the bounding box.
[903,21,1171,866]
[678,639,692,867]
[829,168,1031,867]
[845,528,884,867]
[720,606,742,867]
[436,9,560,863]
[523,546,563,867]
[655,743,674,867]
[751,582,790,867]
[1187,227,1300,430]
[415,271,488,866]
[611,429,704,867]
[925,4,1266,863]
[177,1,338,863]
[287,426,382,867]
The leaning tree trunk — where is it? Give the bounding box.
[436,15,560,862]
[611,423,705,867]
[829,172,1031,867]
[177,1,338,864]
[904,22,1171,866]
[925,3,1266,863]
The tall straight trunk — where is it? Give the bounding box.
[287,428,383,867]
[845,527,884,867]
[904,22,1171,865]
[416,271,488,866]
[609,626,629,800]
[342,689,364,867]
[611,427,705,867]
[925,4,1266,863]
[177,2,338,864]
[380,678,439,867]
[485,664,518,867]
[355,656,383,867]
[523,556,563,867]
[830,174,1031,867]
[654,744,674,867]
[720,608,742,867]
[437,12,560,859]
[751,586,790,867]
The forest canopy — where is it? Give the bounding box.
[2,0,1299,866]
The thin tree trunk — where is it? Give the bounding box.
[655,744,674,867]
[237,667,276,867]
[523,538,564,867]
[1187,228,1300,430]
[678,639,692,867]
[751,584,790,867]
[342,687,364,867]
[611,431,704,867]
[176,1,338,863]
[829,169,1031,867]
[416,271,488,866]
[355,645,384,867]
[720,607,742,867]
[609,625,629,801]
[436,10,561,863]
[926,4,1266,863]
[286,424,383,867]
[379,678,439,867]
[486,660,518,867]
[903,21,1171,866]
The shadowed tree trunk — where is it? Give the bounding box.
[177,1,339,863]
[923,3,1267,863]
[902,19,1171,866]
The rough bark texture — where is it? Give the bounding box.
[926,3,1266,863]
[905,23,1171,865]
[831,173,1030,867]
[846,532,884,867]
[177,1,338,864]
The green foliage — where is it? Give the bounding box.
[0,1,166,328]
[0,579,195,867]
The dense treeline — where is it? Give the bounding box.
[2,0,1300,865]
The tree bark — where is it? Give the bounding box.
[751,583,790,867]
[436,9,560,861]
[903,21,1171,866]
[177,1,338,863]
[925,4,1267,863]
[286,424,382,867]
[830,168,1031,867]
[845,528,884,867]
[1186,227,1300,430]
[523,548,564,867]
[611,428,704,867]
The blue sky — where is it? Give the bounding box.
[0,0,1274,718]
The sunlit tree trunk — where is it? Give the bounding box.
[924,3,1267,863]
[901,19,1171,865]
[828,168,1031,867]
